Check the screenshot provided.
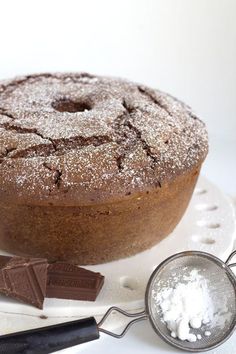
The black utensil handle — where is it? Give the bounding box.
[0,317,99,354]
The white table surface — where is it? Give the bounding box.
[201,137,236,197]
[61,136,236,353]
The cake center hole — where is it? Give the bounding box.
[52,98,91,113]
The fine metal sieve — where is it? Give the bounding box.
[0,250,235,353]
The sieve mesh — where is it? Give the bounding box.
[145,251,236,352]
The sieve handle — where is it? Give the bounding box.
[98,306,148,338]
[226,250,236,269]
[0,308,148,353]
[0,317,99,353]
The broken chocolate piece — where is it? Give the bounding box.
[46,263,104,301]
[0,255,48,309]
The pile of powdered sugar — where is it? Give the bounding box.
[152,268,231,343]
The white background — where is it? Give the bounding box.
[0,1,235,353]
[0,0,235,193]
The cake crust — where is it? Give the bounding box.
[0,73,208,206]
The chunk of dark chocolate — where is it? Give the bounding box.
[0,256,48,309]
[46,263,104,301]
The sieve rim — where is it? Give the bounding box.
[145,250,236,352]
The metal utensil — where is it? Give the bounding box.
[0,250,235,353]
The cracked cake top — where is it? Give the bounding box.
[0,73,208,205]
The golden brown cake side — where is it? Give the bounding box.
[0,165,200,265]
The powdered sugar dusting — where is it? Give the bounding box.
[0,73,208,204]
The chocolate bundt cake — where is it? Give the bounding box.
[0,73,208,264]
